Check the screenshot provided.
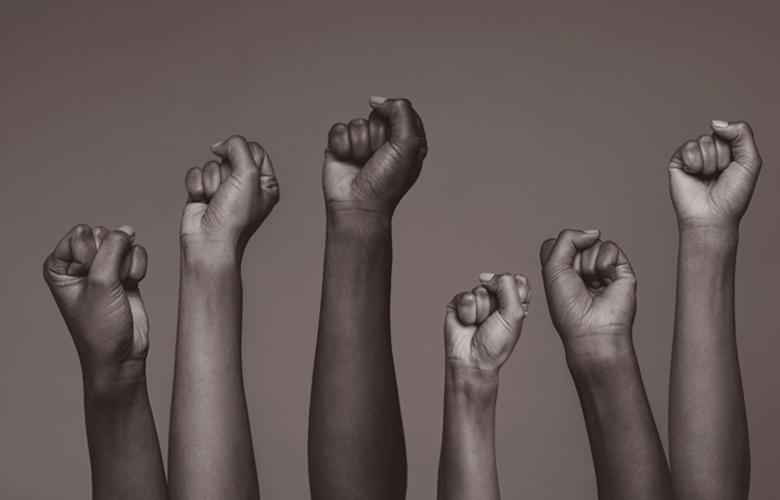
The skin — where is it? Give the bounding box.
[540,229,672,500]
[43,224,167,500]
[168,135,279,500]
[308,96,427,500]
[438,273,530,500]
[667,120,761,500]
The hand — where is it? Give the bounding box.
[668,120,762,229]
[323,96,428,216]
[445,273,530,374]
[182,135,279,256]
[43,224,149,382]
[540,230,636,356]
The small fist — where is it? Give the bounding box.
[323,96,428,215]
[540,230,636,350]
[668,120,762,228]
[182,135,279,254]
[43,224,150,380]
[445,273,531,374]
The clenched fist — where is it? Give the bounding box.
[182,135,279,256]
[540,230,636,357]
[44,224,149,382]
[323,96,427,216]
[668,120,762,229]
[445,273,530,374]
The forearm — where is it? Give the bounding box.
[169,250,259,500]
[83,375,167,500]
[437,368,500,500]
[567,338,672,500]
[308,209,406,500]
[669,225,749,499]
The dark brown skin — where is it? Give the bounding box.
[540,229,673,500]
[169,135,279,500]
[668,120,760,500]
[438,273,530,500]
[308,96,427,500]
[43,224,167,500]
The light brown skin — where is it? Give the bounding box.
[668,120,761,500]
[438,273,530,500]
[43,224,167,500]
[540,229,673,500]
[169,135,279,500]
[308,96,427,500]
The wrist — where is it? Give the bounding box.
[445,364,500,401]
[564,332,636,373]
[180,239,242,270]
[326,204,392,235]
[82,361,147,399]
[678,221,739,248]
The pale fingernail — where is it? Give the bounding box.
[211,139,226,150]
[479,272,495,282]
[117,225,135,239]
[369,96,388,106]
[583,229,600,235]
[712,119,729,128]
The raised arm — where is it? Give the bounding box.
[540,229,672,500]
[438,273,530,500]
[169,136,279,500]
[308,97,427,500]
[667,121,761,500]
[44,224,167,500]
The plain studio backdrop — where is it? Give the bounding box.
[1,1,779,498]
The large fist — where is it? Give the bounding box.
[323,96,427,215]
[445,273,530,374]
[668,120,762,228]
[540,230,636,353]
[182,135,279,255]
[43,224,149,380]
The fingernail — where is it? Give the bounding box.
[211,139,226,150]
[583,229,600,235]
[117,225,135,239]
[369,96,388,107]
[712,119,729,128]
[479,272,495,282]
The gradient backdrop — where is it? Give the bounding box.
[1,1,778,498]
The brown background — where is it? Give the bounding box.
[1,1,778,498]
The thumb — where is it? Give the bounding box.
[211,135,257,178]
[710,120,762,174]
[368,96,422,150]
[248,142,280,196]
[479,273,525,327]
[89,228,134,288]
[539,238,556,266]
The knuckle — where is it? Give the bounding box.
[249,142,266,156]
[73,223,92,236]
[734,121,753,136]
[105,230,130,247]
[186,166,201,180]
[349,117,367,128]
[226,135,247,149]
[558,228,576,240]
[329,123,346,136]
[393,98,412,110]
